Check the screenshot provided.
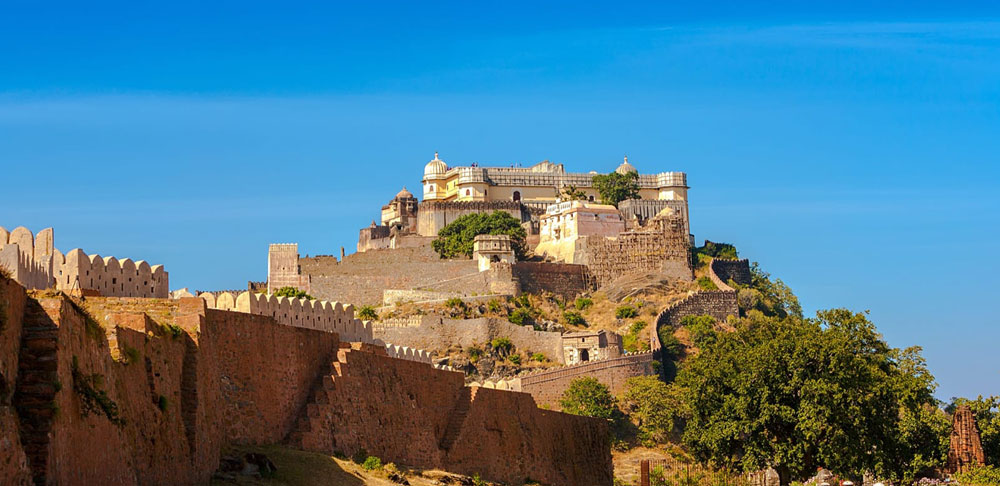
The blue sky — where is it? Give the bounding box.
[2,1,998,400]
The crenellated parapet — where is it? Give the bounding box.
[54,249,168,298]
[379,341,435,364]
[0,226,55,290]
[198,291,373,343]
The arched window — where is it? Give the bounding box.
[580,349,590,362]
[513,190,521,202]
[465,189,471,196]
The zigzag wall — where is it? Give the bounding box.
[708,258,752,289]
[651,291,738,352]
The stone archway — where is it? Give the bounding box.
[579,349,590,362]
[513,191,521,202]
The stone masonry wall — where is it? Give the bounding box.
[709,259,752,287]
[416,200,531,237]
[515,352,656,408]
[2,284,613,486]
[0,277,31,485]
[375,317,566,364]
[576,214,692,289]
[513,261,591,299]
[652,291,738,352]
[301,245,480,306]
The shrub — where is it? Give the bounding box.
[357,305,378,321]
[615,305,639,319]
[679,315,718,348]
[508,354,521,365]
[574,297,593,311]
[696,276,718,291]
[71,356,124,427]
[560,377,620,420]
[361,455,382,471]
[955,465,1000,486]
[431,210,528,259]
[274,286,313,300]
[563,310,586,327]
[487,299,504,314]
[161,323,184,339]
[509,307,533,325]
[467,346,483,363]
[658,327,683,360]
[629,320,647,334]
[445,297,465,309]
[490,337,514,356]
[531,352,547,362]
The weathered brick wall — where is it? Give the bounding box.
[513,261,591,299]
[0,277,31,485]
[948,405,986,473]
[301,246,480,306]
[375,317,565,364]
[709,259,751,287]
[576,214,692,288]
[516,352,656,408]
[416,200,532,237]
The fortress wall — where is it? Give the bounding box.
[416,200,528,237]
[0,226,55,290]
[514,352,656,408]
[301,247,480,306]
[576,216,691,288]
[55,250,168,298]
[201,308,340,444]
[4,284,612,486]
[375,317,565,364]
[513,261,590,299]
[709,258,752,288]
[652,291,738,353]
[448,387,614,486]
[198,291,372,343]
[0,277,31,485]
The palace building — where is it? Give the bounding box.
[421,153,689,209]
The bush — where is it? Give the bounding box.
[955,465,1000,486]
[658,327,683,360]
[509,307,533,325]
[530,352,547,362]
[615,305,639,319]
[467,346,483,363]
[431,210,528,259]
[161,323,184,339]
[679,315,717,348]
[560,377,620,420]
[574,297,594,311]
[487,299,504,314]
[563,310,586,327]
[274,286,313,300]
[357,305,378,321]
[508,354,521,365]
[696,276,718,291]
[490,337,514,356]
[361,455,382,471]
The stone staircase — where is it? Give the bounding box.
[285,348,352,451]
[439,386,474,451]
[13,298,61,486]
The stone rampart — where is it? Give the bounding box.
[576,214,691,289]
[302,246,481,306]
[0,226,55,290]
[416,200,532,237]
[479,352,656,408]
[513,261,591,299]
[0,276,31,485]
[709,258,752,288]
[375,317,565,364]
[198,291,372,343]
[652,291,738,351]
[1,284,613,486]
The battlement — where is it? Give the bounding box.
[198,291,373,343]
[708,258,752,290]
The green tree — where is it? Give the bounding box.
[273,286,313,300]
[678,309,942,484]
[620,376,684,446]
[592,171,640,207]
[560,184,588,201]
[744,262,802,318]
[431,210,528,259]
[560,377,619,421]
[357,305,378,321]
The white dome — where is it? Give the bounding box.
[424,152,448,177]
[615,155,637,175]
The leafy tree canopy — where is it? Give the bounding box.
[592,171,640,207]
[620,376,684,446]
[560,377,619,421]
[431,210,527,259]
[677,309,943,484]
[560,184,588,201]
[273,286,313,300]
